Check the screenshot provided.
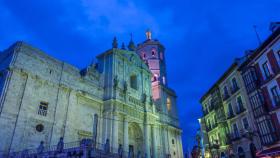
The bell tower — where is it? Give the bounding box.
[136,29,168,86]
[136,30,177,116]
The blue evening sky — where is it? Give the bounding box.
[0,0,279,153]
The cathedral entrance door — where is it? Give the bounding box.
[128,122,143,157]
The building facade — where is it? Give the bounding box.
[199,22,280,158]
[239,23,280,157]
[218,61,261,158]
[200,85,230,158]
[0,31,183,157]
[199,53,262,158]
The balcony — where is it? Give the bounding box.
[242,68,261,94]
[260,132,279,146]
[252,101,270,118]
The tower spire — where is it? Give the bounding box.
[112,36,118,48]
[128,33,135,51]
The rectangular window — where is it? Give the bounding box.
[249,91,266,118]
[271,86,280,106]
[236,96,245,113]
[228,103,234,115]
[130,75,137,90]
[262,61,271,79]
[256,116,277,145]
[242,118,249,129]
[232,78,238,89]
[232,124,239,138]
[38,102,48,116]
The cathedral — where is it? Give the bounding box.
[0,30,183,157]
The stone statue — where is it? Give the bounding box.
[113,75,118,89]
[118,144,123,158]
[37,141,44,154]
[104,139,110,153]
[56,137,64,153]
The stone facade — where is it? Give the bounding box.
[0,33,183,158]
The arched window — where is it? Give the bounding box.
[130,75,137,89]
[152,50,156,56]
[238,147,245,158]
[167,97,171,112]
[152,74,158,82]
[143,53,146,59]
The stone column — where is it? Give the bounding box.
[163,126,169,156]
[123,116,129,155]
[151,125,157,158]
[166,127,171,156]
[102,113,108,144]
[144,123,151,158]
[112,112,119,153]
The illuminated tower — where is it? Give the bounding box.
[136,30,177,115]
[137,29,167,85]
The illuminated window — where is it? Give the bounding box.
[130,75,137,90]
[167,97,171,111]
[38,102,48,116]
